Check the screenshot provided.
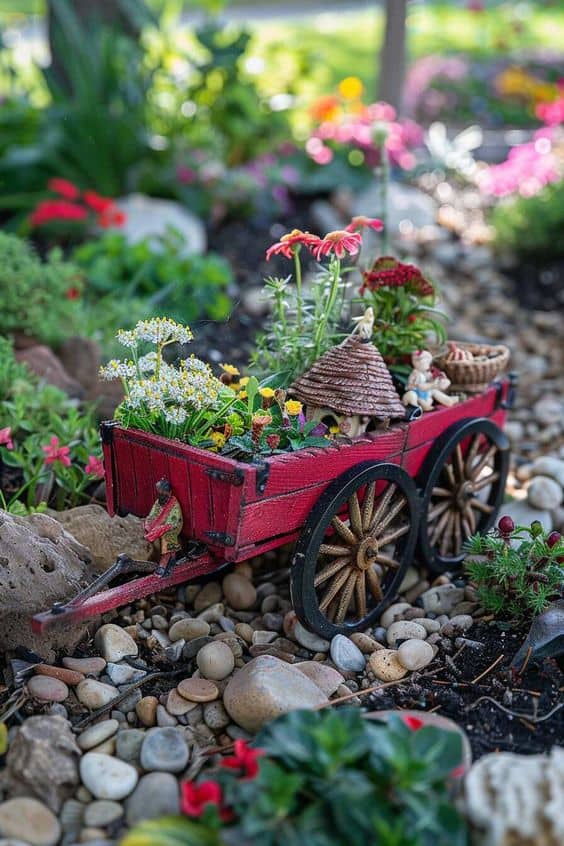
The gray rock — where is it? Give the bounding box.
[203,701,230,731]
[531,456,564,488]
[115,730,145,764]
[294,622,330,653]
[533,397,563,426]
[182,636,213,660]
[115,193,206,255]
[497,500,553,535]
[94,624,138,663]
[420,584,465,615]
[79,754,138,801]
[330,635,366,672]
[106,663,146,685]
[140,728,189,773]
[125,773,179,826]
[354,181,436,233]
[84,801,123,828]
[527,476,563,511]
[4,716,80,813]
[77,720,120,752]
[0,798,61,846]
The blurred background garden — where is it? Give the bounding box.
[0,0,563,513]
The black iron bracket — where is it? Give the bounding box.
[205,531,236,546]
[100,420,120,444]
[253,459,270,495]
[205,467,244,486]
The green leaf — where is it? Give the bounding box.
[121,816,219,846]
[0,723,8,756]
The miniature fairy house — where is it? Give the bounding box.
[289,335,405,437]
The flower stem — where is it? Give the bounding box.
[293,246,303,331]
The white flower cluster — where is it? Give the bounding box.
[117,318,193,347]
[99,359,137,380]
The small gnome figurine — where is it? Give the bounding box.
[402,350,459,411]
[144,478,184,576]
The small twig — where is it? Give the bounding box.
[518,718,536,732]
[0,690,28,722]
[516,645,533,677]
[470,653,504,685]
[467,696,564,724]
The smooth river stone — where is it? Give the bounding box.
[294,621,330,653]
[386,620,427,647]
[140,728,189,773]
[27,675,69,702]
[168,618,210,642]
[397,639,434,671]
[177,678,219,703]
[35,664,84,686]
[166,689,198,716]
[94,624,138,662]
[136,696,159,727]
[330,635,366,672]
[77,679,118,709]
[222,572,257,610]
[369,649,408,682]
[125,772,180,826]
[0,798,61,846]
[79,753,138,800]
[294,661,345,696]
[196,642,235,680]
[83,800,123,828]
[380,602,412,628]
[77,719,120,751]
[62,656,106,675]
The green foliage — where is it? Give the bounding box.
[0,231,82,344]
[124,708,468,846]
[490,181,564,261]
[0,722,7,757]
[465,523,564,621]
[71,230,233,324]
[0,338,102,511]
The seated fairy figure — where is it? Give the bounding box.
[144,478,184,576]
[402,350,458,411]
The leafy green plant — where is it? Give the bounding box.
[490,180,564,261]
[72,230,232,324]
[0,231,83,345]
[465,516,564,620]
[123,708,468,846]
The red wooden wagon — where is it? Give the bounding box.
[32,376,516,639]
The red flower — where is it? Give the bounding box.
[84,455,105,478]
[221,740,264,780]
[313,229,362,261]
[97,206,126,228]
[0,427,14,450]
[83,190,114,214]
[47,178,80,200]
[361,256,434,297]
[30,200,88,227]
[345,216,384,233]
[181,781,234,822]
[403,715,425,731]
[266,433,281,451]
[65,287,81,300]
[42,436,71,468]
[266,229,321,261]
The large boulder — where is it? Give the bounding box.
[2,716,80,813]
[15,345,84,398]
[53,504,153,571]
[115,193,206,255]
[0,510,96,657]
[56,337,102,394]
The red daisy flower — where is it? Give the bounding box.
[29,200,88,227]
[42,436,71,468]
[345,216,384,233]
[313,229,362,260]
[221,739,264,780]
[266,229,321,261]
[181,781,234,822]
[47,178,80,200]
[83,190,114,214]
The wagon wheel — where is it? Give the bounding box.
[291,462,420,639]
[418,418,510,574]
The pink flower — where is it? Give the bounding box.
[313,229,362,260]
[536,96,564,127]
[345,216,384,233]
[181,780,234,822]
[84,455,105,478]
[221,740,264,780]
[42,436,71,468]
[29,200,88,227]
[266,229,322,261]
[47,178,80,200]
[0,427,14,450]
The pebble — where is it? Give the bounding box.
[350,632,383,653]
[166,689,198,716]
[527,476,563,510]
[386,620,427,646]
[27,676,69,703]
[193,582,222,612]
[140,727,189,773]
[89,737,115,755]
[330,635,366,672]
[368,650,408,682]
[203,700,230,731]
[234,623,254,643]
[197,602,225,623]
[294,661,345,696]
[168,619,210,642]
[77,680,118,709]
[157,705,178,727]
[136,696,159,727]
[79,754,138,800]
[398,566,419,593]
[151,614,168,630]
[83,801,123,828]
[447,614,474,632]
[62,657,106,676]
[94,624,138,663]
[397,639,434,671]
[77,720,120,751]
[125,773,179,826]
[115,729,145,764]
[182,636,213,660]
[222,572,257,610]
[533,397,563,426]
[252,630,277,645]
[34,665,84,686]
[118,687,142,713]
[412,618,440,633]
[106,663,145,685]
[164,641,185,663]
[0,798,61,846]
[404,580,430,604]
[196,642,235,680]
[294,622,330,653]
[420,584,464,615]
[531,456,564,488]
[380,602,412,628]
[372,626,387,644]
[177,678,219,703]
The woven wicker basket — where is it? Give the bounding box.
[434,342,510,394]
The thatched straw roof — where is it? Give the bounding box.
[289,336,405,419]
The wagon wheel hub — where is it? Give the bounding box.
[356,536,379,571]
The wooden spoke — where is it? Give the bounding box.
[444,463,457,490]
[453,511,462,554]
[319,543,351,557]
[428,500,452,523]
[440,511,455,557]
[319,566,352,612]
[355,572,367,620]
[368,484,396,534]
[361,481,376,531]
[374,553,400,570]
[375,496,407,536]
[331,515,356,546]
[314,556,351,587]
[348,492,363,537]
[470,445,497,481]
[454,444,465,482]
[378,524,410,546]
[366,566,384,601]
[464,504,476,534]
[326,598,338,622]
[461,515,472,539]
[472,471,499,492]
[470,498,494,515]
[432,486,453,498]
[464,434,482,477]
[335,571,357,623]
[430,508,452,547]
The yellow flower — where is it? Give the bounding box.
[239,376,249,388]
[339,76,363,100]
[285,400,303,416]
[230,381,241,391]
[329,425,340,435]
[220,363,240,376]
[210,431,226,450]
[259,387,275,398]
[239,391,248,400]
